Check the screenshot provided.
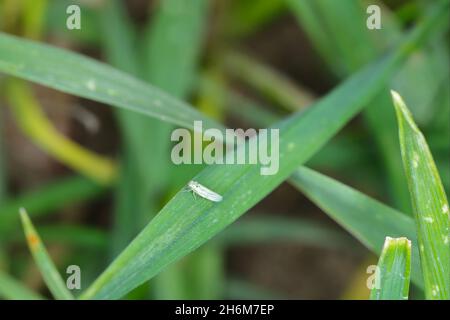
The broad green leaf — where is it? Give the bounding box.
[291,166,422,288]
[0,270,44,300]
[79,10,445,299]
[0,32,225,135]
[392,91,450,299]
[19,208,74,300]
[370,237,411,300]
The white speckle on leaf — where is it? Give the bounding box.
[107,88,117,96]
[86,79,97,91]
[412,152,419,168]
[420,244,425,252]
[432,285,440,297]
[423,216,434,223]
[443,235,449,245]
[442,204,449,215]
[287,142,295,151]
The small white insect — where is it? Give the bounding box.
[186,180,223,202]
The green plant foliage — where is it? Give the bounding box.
[0,0,448,301]
[19,209,73,300]
[370,237,411,300]
[291,167,422,288]
[0,270,44,300]
[0,32,224,134]
[392,90,450,299]
[78,12,445,298]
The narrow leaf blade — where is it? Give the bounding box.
[0,32,224,134]
[392,90,450,299]
[19,208,73,300]
[291,166,423,288]
[370,237,411,300]
[0,270,44,300]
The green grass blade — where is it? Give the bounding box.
[225,0,285,38]
[139,0,211,300]
[218,216,358,251]
[392,91,450,299]
[8,225,108,249]
[0,114,6,202]
[0,32,224,134]
[0,176,104,234]
[288,0,450,213]
[138,0,209,200]
[0,270,44,300]
[99,0,153,255]
[224,50,314,112]
[141,0,208,99]
[370,237,411,300]
[5,79,117,184]
[19,208,74,300]
[291,166,422,289]
[205,79,372,175]
[79,11,445,299]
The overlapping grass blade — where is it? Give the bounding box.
[100,0,150,255]
[8,225,108,249]
[19,208,74,300]
[0,175,104,234]
[0,270,44,300]
[392,91,450,299]
[291,166,422,288]
[0,107,6,202]
[223,50,314,111]
[218,216,357,251]
[287,0,450,212]
[139,0,211,300]
[79,9,445,299]
[0,32,224,134]
[5,79,117,184]
[138,0,209,212]
[370,237,411,300]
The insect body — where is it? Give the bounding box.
[187,180,223,202]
